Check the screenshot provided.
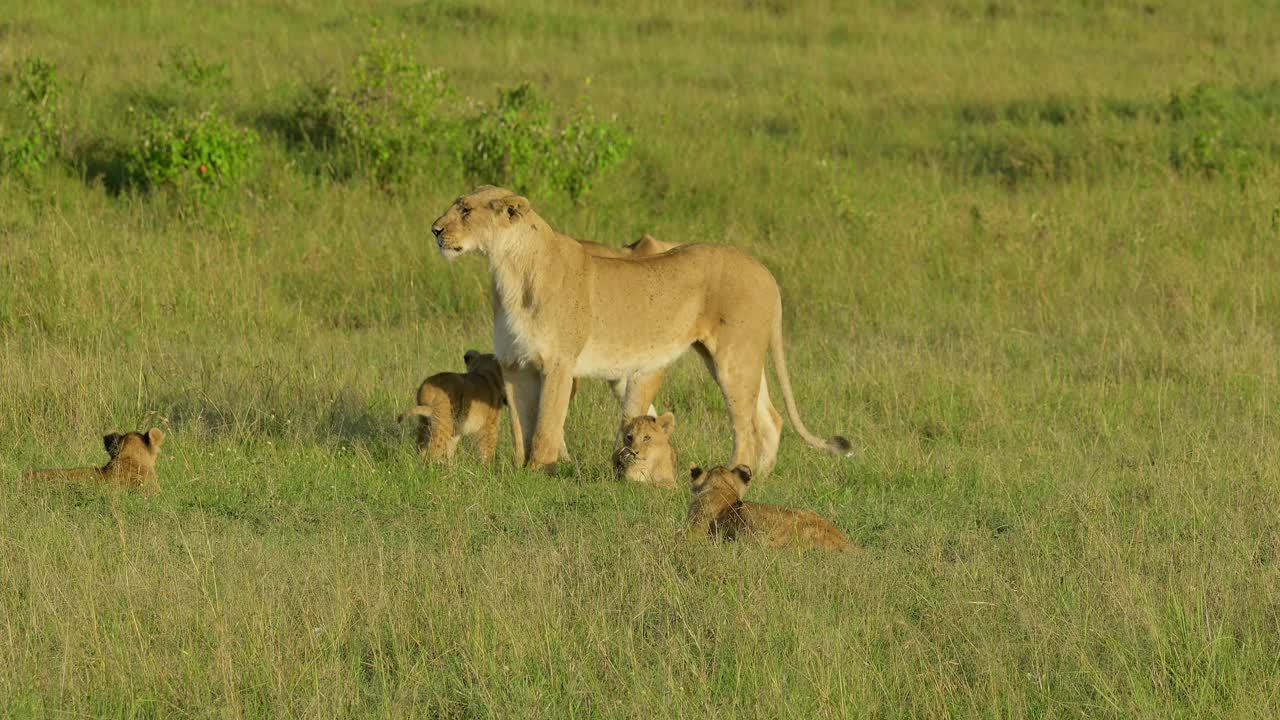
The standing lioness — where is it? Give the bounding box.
[430,185,850,473]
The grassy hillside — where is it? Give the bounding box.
[2,1,1280,716]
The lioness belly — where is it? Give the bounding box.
[573,337,689,380]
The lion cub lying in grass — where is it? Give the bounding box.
[686,465,856,551]
[398,350,504,463]
[25,428,166,495]
[612,413,677,488]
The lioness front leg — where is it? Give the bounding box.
[504,365,541,467]
[528,363,575,472]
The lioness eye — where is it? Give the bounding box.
[460,207,470,217]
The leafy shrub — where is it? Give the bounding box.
[120,48,258,202]
[1167,83,1258,178]
[287,31,630,198]
[0,57,63,179]
[300,30,459,187]
[126,109,257,198]
[166,46,230,91]
[462,84,552,194]
[463,83,630,200]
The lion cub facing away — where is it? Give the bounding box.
[686,465,856,551]
[26,428,166,495]
[399,350,504,463]
[612,413,677,488]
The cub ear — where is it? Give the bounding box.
[489,194,530,221]
[103,433,124,456]
[464,349,479,365]
[657,412,676,435]
[689,465,704,482]
[146,427,166,448]
[731,465,753,485]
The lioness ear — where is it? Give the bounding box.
[464,349,479,365]
[731,465,753,485]
[490,194,530,221]
[146,428,166,448]
[657,412,676,435]
[103,433,124,456]
[690,465,704,481]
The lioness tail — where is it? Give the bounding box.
[767,297,853,457]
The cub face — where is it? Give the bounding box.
[612,412,677,488]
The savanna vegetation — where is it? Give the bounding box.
[2,0,1279,716]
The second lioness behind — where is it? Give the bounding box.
[399,350,504,463]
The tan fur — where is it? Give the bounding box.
[398,350,504,463]
[579,233,681,260]
[575,234,678,417]
[430,186,849,474]
[686,465,856,551]
[612,412,677,489]
[25,428,166,495]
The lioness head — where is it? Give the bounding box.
[612,412,677,488]
[430,186,532,260]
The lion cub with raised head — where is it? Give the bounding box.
[26,428,166,495]
[686,465,856,551]
[399,350,504,463]
[612,412,677,488]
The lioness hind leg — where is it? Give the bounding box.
[755,376,783,478]
[709,353,766,472]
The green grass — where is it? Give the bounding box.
[3,0,1280,716]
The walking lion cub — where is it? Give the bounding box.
[25,428,166,495]
[686,465,856,551]
[398,350,504,463]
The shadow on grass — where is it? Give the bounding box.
[157,388,403,461]
[71,139,137,197]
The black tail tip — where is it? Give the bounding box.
[829,435,853,455]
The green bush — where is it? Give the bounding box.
[463,83,630,201]
[291,31,631,199]
[166,46,230,92]
[126,109,258,198]
[1167,83,1259,178]
[300,30,459,188]
[0,57,63,180]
